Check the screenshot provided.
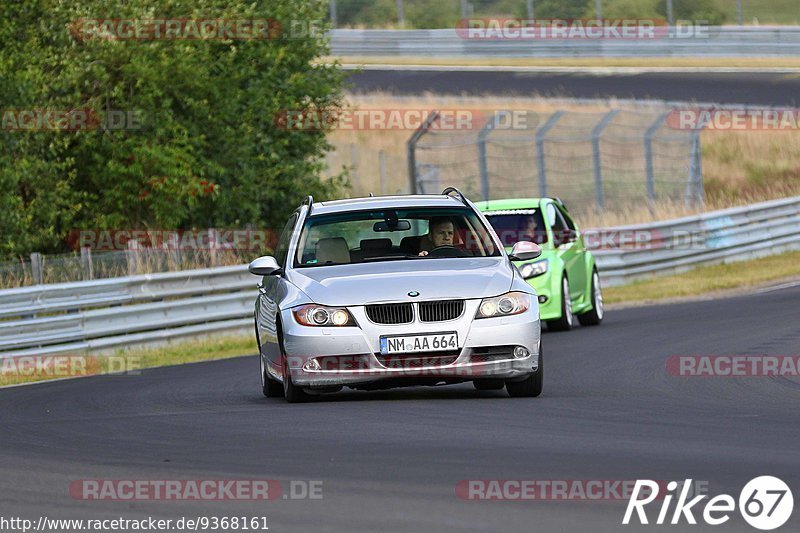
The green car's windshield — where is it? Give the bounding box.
[294,207,501,267]
[484,209,549,246]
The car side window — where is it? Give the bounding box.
[274,214,298,268]
[556,204,577,231]
[546,203,566,244]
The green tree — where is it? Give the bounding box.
[0,0,347,258]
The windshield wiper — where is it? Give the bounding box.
[361,255,421,263]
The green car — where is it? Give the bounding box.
[477,198,603,331]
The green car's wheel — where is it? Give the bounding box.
[578,269,604,326]
[506,346,543,398]
[546,276,573,331]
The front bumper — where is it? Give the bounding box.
[524,273,561,321]
[278,299,540,388]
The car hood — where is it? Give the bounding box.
[286,257,514,306]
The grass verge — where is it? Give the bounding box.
[0,334,255,388]
[604,250,800,305]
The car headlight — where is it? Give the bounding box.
[292,305,356,327]
[519,260,548,279]
[475,291,531,319]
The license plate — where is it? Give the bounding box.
[380,332,458,355]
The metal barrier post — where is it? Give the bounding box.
[477,114,497,201]
[591,110,620,211]
[535,111,564,198]
[407,111,439,194]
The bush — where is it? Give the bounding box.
[0,0,347,258]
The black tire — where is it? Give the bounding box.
[282,361,311,403]
[261,356,283,398]
[546,276,573,331]
[256,319,282,398]
[473,379,505,391]
[578,269,604,326]
[277,322,310,403]
[506,346,543,398]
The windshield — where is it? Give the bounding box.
[484,209,549,246]
[294,207,501,267]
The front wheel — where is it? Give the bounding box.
[546,276,573,331]
[506,347,543,398]
[578,269,604,326]
[282,354,311,403]
[261,355,283,398]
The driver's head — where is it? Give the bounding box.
[521,216,539,241]
[429,217,454,248]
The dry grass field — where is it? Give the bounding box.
[326,93,800,228]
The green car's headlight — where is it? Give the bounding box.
[475,291,531,319]
[519,260,548,279]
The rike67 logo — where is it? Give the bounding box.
[623,477,793,530]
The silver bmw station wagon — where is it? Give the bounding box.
[250,188,543,402]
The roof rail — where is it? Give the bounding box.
[302,195,314,211]
[442,187,468,206]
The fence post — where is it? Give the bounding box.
[166,232,181,269]
[30,252,43,285]
[535,111,564,198]
[396,0,405,28]
[407,110,439,194]
[688,131,704,208]
[644,112,668,213]
[349,143,359,194]
[378,149,388,195]
[80,246,94,280]
[477,114,497,201]
[126,240,140,276]
[329,0,337,27]
[591,109,619,211]
[208,228,218,267]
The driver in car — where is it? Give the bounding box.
[418,217,457,256]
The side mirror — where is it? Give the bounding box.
[509,241,542,261]
[249,256,282,276]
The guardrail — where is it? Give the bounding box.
[590,196,800,286]
[0,196,798,357]
[0,266,253,357]
[330,27,800,57]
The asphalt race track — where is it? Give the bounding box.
[1,284,799,532]
[348,69,800,106]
